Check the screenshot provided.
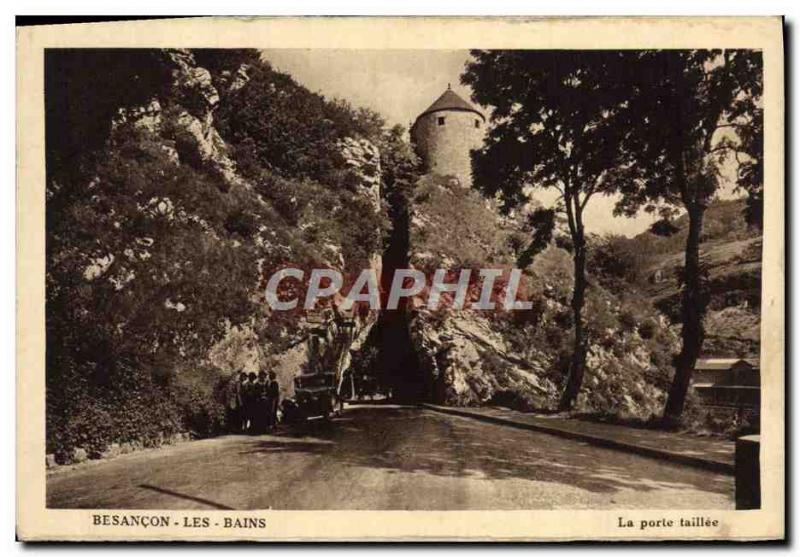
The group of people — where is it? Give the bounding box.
[227,371,280,434]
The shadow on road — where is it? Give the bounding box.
[241,406,732,497]
[46,406,732,510]
[138,484,236,510]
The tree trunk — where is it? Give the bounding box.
[663,204,706,425]
[558,233,588,411]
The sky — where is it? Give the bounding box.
[259,49,741,238]
[261,49,474,130]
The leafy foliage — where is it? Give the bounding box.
[407,175,677,418]
[46,48,397,460]
[587,234,650,287]
[517,208,556,268]
[216,58,385,186]
[463,50,637,410]
[45,49,174,186]
[615,50,763,422]
[736,106,764,227]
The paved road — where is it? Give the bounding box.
[47,405,733,510]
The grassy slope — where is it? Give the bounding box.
[632,199,762,357]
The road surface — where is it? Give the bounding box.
[47,405,733,510]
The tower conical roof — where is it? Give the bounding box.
[416,86,485,121]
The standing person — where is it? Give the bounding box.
[267,371,280,432]
[254,371,270,434]
[239,371,252,432]
[226,371,247,433]
[243,372,258,434]
[237,371,248,431]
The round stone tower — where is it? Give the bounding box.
[410,85,485,187]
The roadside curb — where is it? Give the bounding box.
[420,403,735,476]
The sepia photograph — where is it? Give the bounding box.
[16,16,784,541]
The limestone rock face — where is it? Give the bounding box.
[113,49,247,191]
[403,175,555,407]
[169,107,243,188]
[338,136,382,210]
[403,174,677,418]
[205,138,384,397]
[270,340,309,398]
[165,50,245,189]
[207,325,264,377]
[263,137,383,396]
[337,136,383,274]
[117,99,164,133]
[110,51,384,399]
[167,49,220,115]
[219,64,251,94]
[72,447,88,463]
[410,310,557,407]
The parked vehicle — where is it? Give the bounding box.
[290,308,357,422]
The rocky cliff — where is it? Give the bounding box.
[401,175,678,418]
[114,50,383,397]
[46,48,695,464]
[46,48,390,460]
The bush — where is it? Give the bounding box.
[511,296,547,327]
[589,234,644,284]
[553,310,573,330]
[46,362,185,463]
[638,317,658,339]
[52,403,115,462]
[224,209,258,239]
[46,364,227,462]
[544,325,567,350]
[489,390,541,412]
[172,382,227,437]
[618,309,637,332]
[216,59,384,188]
[681,397,760,439]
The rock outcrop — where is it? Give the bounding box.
[402,174,678,418]
[410,311,557,408]
[337,136,383,273]
[113,50,383,399]
[114,49,246,190]
[267,136,384,397]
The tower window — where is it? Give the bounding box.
[475,119,481,128]
[437,116,446,126]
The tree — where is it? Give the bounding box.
[45,48,396,456]
[736,105,764,228]
[46,49,299,455]
[379,124,421,274]
[615,50,763,424]
[462,51,634,410]
[215,58,386,187]
[374,125,423,400]
[45,49,174,187]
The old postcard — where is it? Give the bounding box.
[16,16,784,541]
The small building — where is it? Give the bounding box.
[692,358,760,410]
[410,84,486,188]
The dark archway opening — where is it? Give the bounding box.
[375,178,427,402]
